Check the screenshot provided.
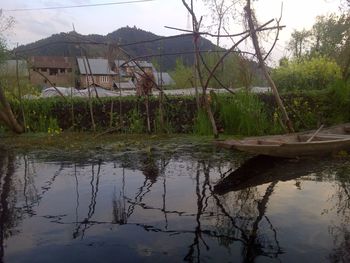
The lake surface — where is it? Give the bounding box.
[0,144,349,263]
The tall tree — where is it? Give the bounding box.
[288,29,312,59]
[287,12,350,81]
[0,13,24,133]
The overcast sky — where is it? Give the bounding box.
[1,0,343,63]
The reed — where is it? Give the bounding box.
[218,91,273,136]
[194,109,213,135]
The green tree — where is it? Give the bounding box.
[170,58,193,88]
[0,13,24,133]
[287,29,312,59]
[272,56,342,91]
[310,14,350,81]
[287,13,350,81]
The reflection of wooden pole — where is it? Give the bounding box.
[145,95,151,133]
[245,0,294,133]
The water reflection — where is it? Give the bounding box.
[0,148,349,262]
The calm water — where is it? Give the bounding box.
[0,145,349,263]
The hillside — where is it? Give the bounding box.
[14,26,219,71]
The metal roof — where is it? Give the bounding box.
[137,61,153,68]
[115,59,136,67]
[114,80,136,89]
[153,72,175,86]
[115,60,153,68]
[77,57,116,75]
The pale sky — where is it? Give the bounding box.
[1,0,343,63]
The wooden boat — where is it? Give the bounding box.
[215,123,350,158]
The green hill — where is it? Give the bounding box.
[14,26,219,71]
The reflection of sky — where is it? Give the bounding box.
[2,153,349,262]
[267,180,341,262]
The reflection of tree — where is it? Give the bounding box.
[184,163,209,262]
[0,151,19,263]
[326,165,350,263]
[73,161,101,239]
[112,152,170,225]
[22,154,40,216]
[113,168,127,224]
[183,160,283,263]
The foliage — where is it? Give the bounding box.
[170,58,193,89]
[0,13,15,63]
[194,109,212,135]
[2,91,350,136]
[154,108,173,134]
[287,13,350,81]
[325,80,350,123]
[200,52,265,89]
[218,91,280,136]
[272,56,342,91]
[283,94,320,131]
[288,29,312,59]
[128,108,144,133]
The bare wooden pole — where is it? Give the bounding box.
[15,48,27,132]
[80,55,96,132]
[182,0,218,138]
[158,45,165,133]
[245,0,294,133]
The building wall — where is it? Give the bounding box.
[79,75,115,89]
[29,67,75,87]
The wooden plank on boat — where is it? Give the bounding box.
[306,124,324,142]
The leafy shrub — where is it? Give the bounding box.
[218,91,280,136]
[272,56,342,91]
[194,109,212,135]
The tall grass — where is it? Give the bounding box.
[128,108,144,133]
[218,91,275,136]
[194,109,212,135]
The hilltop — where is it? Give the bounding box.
[13,26,219,71]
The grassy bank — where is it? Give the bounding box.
[3,85,350,137]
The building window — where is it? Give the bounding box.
[86,75,95,84]
[100,76,109,83]
[40,68,47,72]
[49,68,58,75]
[59,68,65,74]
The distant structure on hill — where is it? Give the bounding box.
[1,56,175,91]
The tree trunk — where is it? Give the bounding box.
[245,0,294,133]
[0,85,24,134]
[181,0,218,138]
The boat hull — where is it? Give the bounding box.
[215,123,350,158]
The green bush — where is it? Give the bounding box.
[193,109,212,135]
[272,56,342,91]
[218,91,281,136]
[325,80,350,123]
